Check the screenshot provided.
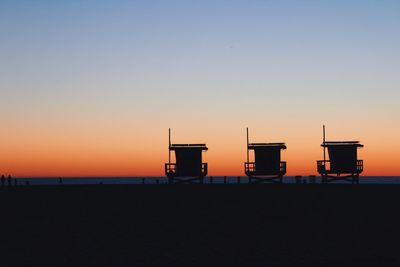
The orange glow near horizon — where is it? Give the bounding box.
[1,125,400,177]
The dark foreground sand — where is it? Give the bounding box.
[1,184,400,266]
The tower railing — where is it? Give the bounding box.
[165,163,208,177]
[244,161,286,175]
[317,160,363,174]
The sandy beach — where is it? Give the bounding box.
[1,184,399,266]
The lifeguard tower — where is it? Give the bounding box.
[244,128,287,184]
[317,126,364,184]
[165,129,208,184]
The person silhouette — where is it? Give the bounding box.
[7,175,12,186]
[1,175,5,186]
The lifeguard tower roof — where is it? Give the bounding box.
[321,141,363,148]
[248,143,286,149]
[170,144,208,150]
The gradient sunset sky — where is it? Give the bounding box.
[1,0,399,177]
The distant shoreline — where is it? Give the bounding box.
[1,176,400,185]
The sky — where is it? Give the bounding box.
[1,0,400,177]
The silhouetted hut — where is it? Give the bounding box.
[165,129,208,184]
[317,126,364,184]
[244,128,287,183]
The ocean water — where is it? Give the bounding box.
[4,176,400,186]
